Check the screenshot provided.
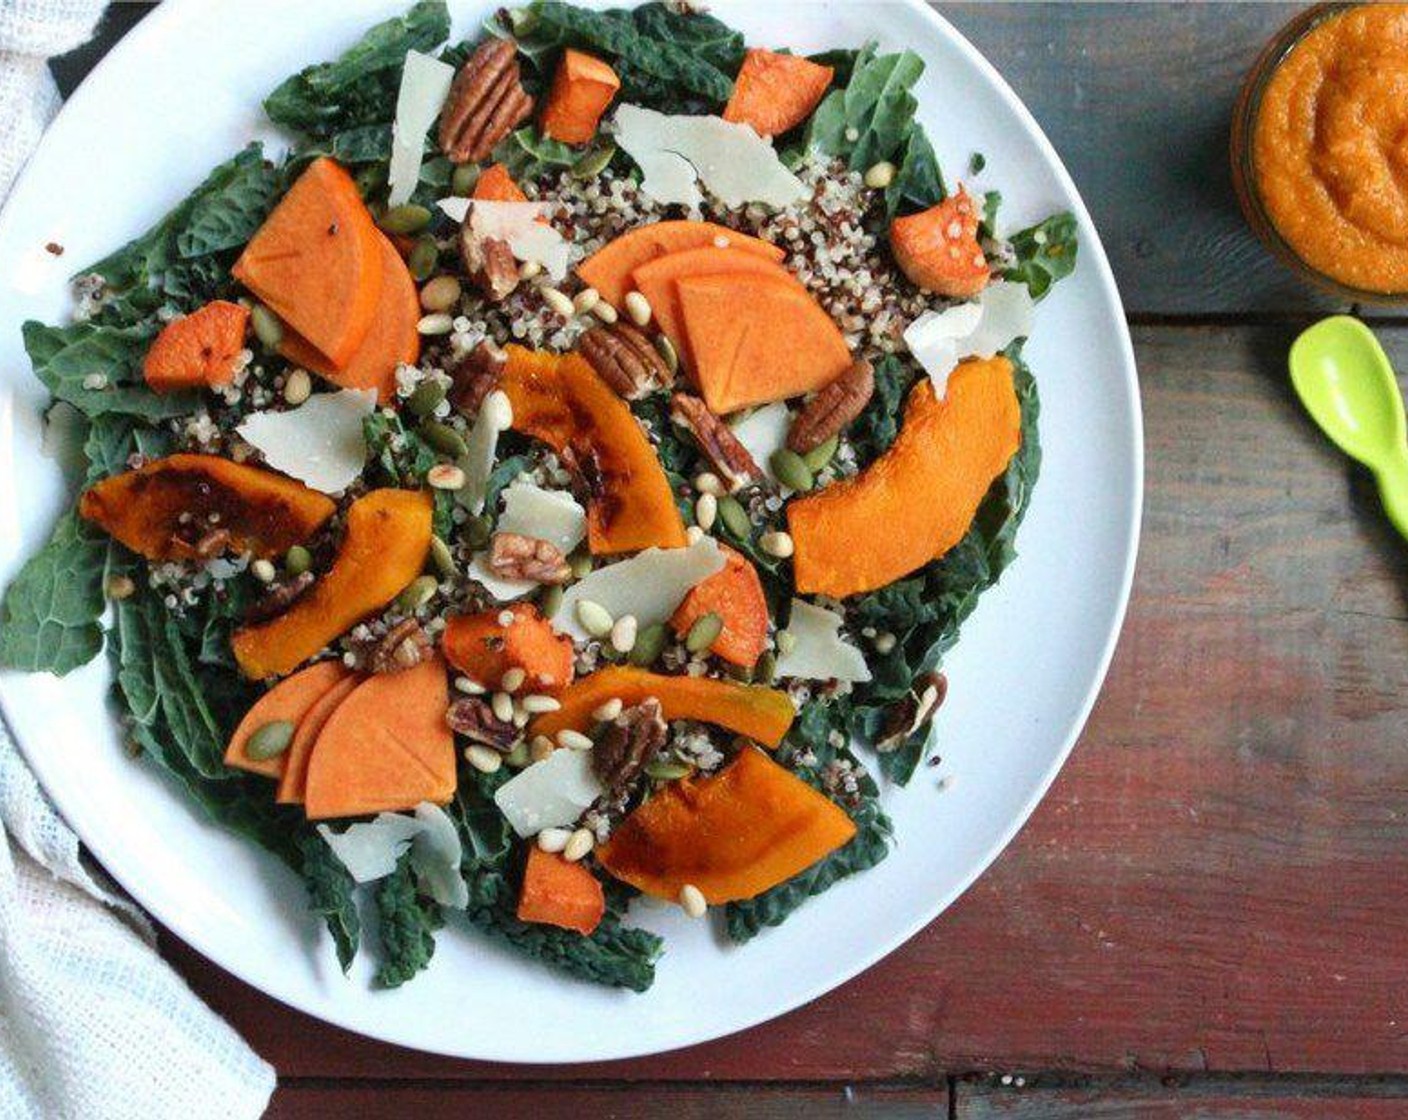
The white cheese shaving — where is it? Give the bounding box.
[410,802,468,909]
[437,198,571,280]
[493,748,605,838]
[552,536,725,641]
[497,481,587,554]
[730,403,794,493]
[387,50,455,208]
[467,552,537,601]
[317,803,467,908]
[316,813,426,883]
[904,280,1034,398]
[236,389,376,494]
[456,398,508,516]
[612,103,808,209]
[776,598,872,683]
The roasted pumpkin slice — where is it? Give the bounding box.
[232,488,432,679]
[597,746,856,903]
[442,603,574,693]
[723,49,835,137]
[889,188,989,298]
[79,453,335,562]
[669,544,769,669]
[789,355,1021,598]
[499,346,687,554]
[517,846,605,935]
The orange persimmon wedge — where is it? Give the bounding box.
[278,231,420,401]
[789,356,1021,598]
[576,220,785,309]
[723,49,834,138]
[232,157,382,370]
[442,603,574,693]
[675,271,852,413]
[528,666,795,748]
[517,846,606,935]
[143,300,250,392]
[669,544,769,669]
[303,656,456,820]
[224,660,351,778]
[597,746,856,903]
[540,48,621,146]
[276,672,362,804]
[889,188,989,298]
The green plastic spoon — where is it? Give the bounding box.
[1289,315,1408,542]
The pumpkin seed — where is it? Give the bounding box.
[250,304,283,349]
[628,622,668,667]
[570,143,616,179]
[770,448,814,492]
[755,651,777,684]
[503,740,531,769]
[717,495,751,540]
[379,203,432,235]
[407,236,439,281]
[419,420,468,458]
[285,545,312,576]
[802,434,839,473]
[429,534,457,578]
[539,583,564,619]
[645,758,694,782]
[450,163,481,196]
[250,558,277,584]
[463,514,493,550]
[246,720,295,761]
[568,550,593,579]
[685,612,723,653]
[395,574,439,613]
[654,333,679,377]
[406,378,447,418]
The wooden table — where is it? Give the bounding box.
[55,4,1408,1116]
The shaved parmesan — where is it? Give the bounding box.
[388,50,455,207]
[552,536,725,640]
[236,389,376,494]
[612,103,807,209]
[317,813,424,883]
[317,803,467,908]
[730,403,794,492]
[438,198,571,280]
[494,748,605,838]
[497,481,586,554]
[467,552,536,601]
[776,598,872,684]
[410,802,468,909]
[457,396,507,516]
[904,281,1033,398]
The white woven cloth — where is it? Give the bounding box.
[0,3,276,1116]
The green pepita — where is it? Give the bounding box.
[571,144,617,180]
[717,495,751,540]
[503,740,531,769]
[406,379,447,418]
[285,544,312,576]
[407,235,439,281]
[801,434,839,473]
[644,758,694,782]
[654,333,679,377]
[419,420,468,458]
[250,304,283,350]
[539,583,564,619]
[450,163,481,197]
[395,574,439,613]
[685,612,723,654]
[754,651,777,684]
[628,622,668,667]
[429,534,458,578]
[378,203,432,235]
[770,448,814,492]
[569,550,593,580]
[246,720,295,761]
[463,514,493,551]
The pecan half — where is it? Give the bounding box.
[558,443,605,506]
[368,619,434,674]
[437,39,534,163]
[669,393,762,490]
[489,531,571,584]
[449,339,506,417]
[786,359,874,454]
[244,571,315,624]
[578,322,672,400]
[446,696,519,750]
[459,225,520,303]
[593,698,668,794]
[876,671,947,754]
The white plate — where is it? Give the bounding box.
[0,0,1141,1062]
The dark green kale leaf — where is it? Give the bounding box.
[264,0,451,138]
[490,126,577,181]
[1005,212,1079,301]
[630,2,744,77]
[0,511,110,675]
[298,831,362,972]
[362,409,455,537]
[848,352,911,461]
[805,43,925,171]
[885,123,946,219]
[23,320,191,420]
[374,854,443,988]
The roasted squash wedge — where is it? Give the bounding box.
[517,846,605,934]
[442,603,574,692]
[669,544,769,669]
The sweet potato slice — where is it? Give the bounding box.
[669,544,768,669]
[500,346,687,554]
[517,846,605,935]
[224,660,350,778]
[278,232,419,401]
[79,453,336,562]
[442,603,574,692]
[529,666,795,748]
[303,656,456,819]
[232,488,433,679]
[629,247,789,376]
[889,188,989,298]
[540,48,621,146]
[597,746,856,903]
[143,300,249,392]
[789,356,1021,598]
[232,157,382,369]
[675,271,851,413]
[723,49,834,138]
[576,220,784,308]
[276,672,362,804]
[472,163,529,203]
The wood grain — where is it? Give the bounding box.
[957,1081,1408,1119]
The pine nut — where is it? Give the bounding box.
[695,492,718,530]
[685,525,705,545]
[500,666,527,693]
[593,300,618,324]
[481,389,513,432]
[512,708,530,728]
[541,286,574,318]
[610,614,638,653]
[426,463,466,490]
[573,287,601,315]
[250,558,277,583]
[519,260,543,280]
[283,368,312,406]
[537,827,571,853]
[575,599,614,638]
[562,828,595,862]
[491,691,515,722]
[591,698,623,723]
[864,160,896,189]
[520,694,561,714]
[455,675,486,695]
[624,290,652,327]
[530,735,555,762]
[760,530,795,558]
[693,471,724,497]
[104,574,136,600]
[873,631,897,655]
[419,275,462,313]
[679,883,707,918]
[418,312,454,335]
[464,744,502,774]
[556,729,594,751]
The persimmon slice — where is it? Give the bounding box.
[225,660,350,779]
[143,300,249,392]
[275,672,362,804]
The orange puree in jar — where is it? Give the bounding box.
[1253,3,1408,293]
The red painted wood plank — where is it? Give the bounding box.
[957,1084,1408,1119]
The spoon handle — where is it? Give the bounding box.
[1375,446,1408,543]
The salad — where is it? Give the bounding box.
[0,1,1076,992]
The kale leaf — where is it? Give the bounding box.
[374,854,443,988]
[298,831,362,972]
[885,123,946,219]
[806,43,926,172]
[23,320,191,421]
[491,126,577,181]
[363,409,455,537]
[1006,212,1079,301]
[0,511,110,675]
